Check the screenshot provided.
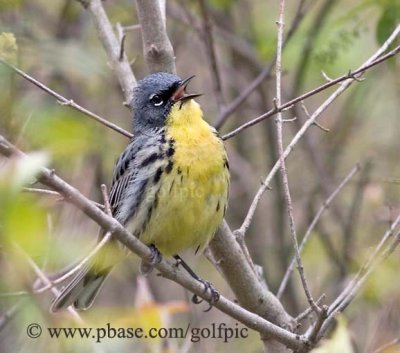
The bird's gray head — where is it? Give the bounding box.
[130,72,201,134]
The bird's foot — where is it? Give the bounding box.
[173,255,220,311]
[140,244,162,274]
[192,279,220,312]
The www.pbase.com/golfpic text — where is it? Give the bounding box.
[26,322,248,343]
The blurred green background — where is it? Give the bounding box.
[0,0,399,352]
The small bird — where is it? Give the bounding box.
[51,72,230,312]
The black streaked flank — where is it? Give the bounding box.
[154,167,163,183]
[125,178,148,222]
[223,157,229,170]
[169,179,175,193]
[166,140,175,157]
[167,146,175,157]
[140,152,160,167]
[140,205,153,235]
[153,185,160,210]
[160,133,166,144]
[165,160,173,173]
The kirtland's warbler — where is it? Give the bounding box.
[51,72,230,312]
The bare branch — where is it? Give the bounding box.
[12,244,108,353]
[295,294,326,324]
[0,134,308,351]
[327,212,400,316]
[307,305,328,343]
[373,338,400,353]
[214,0,309,129]
[198,0,225,112]
[275,0,319,315]
[23,187,105,209]
[81,0,137,104]
[55,233,112,287]
[235,26,400,237]
[0,59,132,139]
[100,184,112,216]
[210,221,295,350]
[0,300,25,331]
[316,227,400,341]
[223,41,400,140]
[135,0,176,73]
[13,243,84,323]
[277,164,361,298]
[167,1,263,70]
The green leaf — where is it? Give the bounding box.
[0,154,49,260]
[311,316,354,353]
[13,152,49,190]
[0,0,24,10]
[376,3,400,45]
[0,151,49,192]
[209,0,236,11]
[0,32,18,63]
[2,194,48,259]
[26,107,99,161]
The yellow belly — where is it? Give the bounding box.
[139,100,229,256]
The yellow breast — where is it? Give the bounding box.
[167,100,227,179]
[140,100,229,256]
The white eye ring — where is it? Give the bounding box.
[150,94,164,107]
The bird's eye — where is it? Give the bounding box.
[150,94,164,107]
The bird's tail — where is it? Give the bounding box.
[50,238,120,313]
[50,264,112,312]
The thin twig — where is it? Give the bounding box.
[13,243,84,323]
[0,59,132,138]
[31,185,113,291]
[0,291,28,297]
[235,26,400,237]
[35,232,112,292]
[222,42,400,140]
[23,187,105,209]
[23,187,61,197]
[342,161,373,268]
[198,0,224,113]
[0,300,26,331]
[316,229,400,341]
[275,0,320,315]
[167,1,263,70]
[277,164,361,298]
[373,338,400,353]
[301,101,330,132]
[291,0,336,95]
[82,0,137,104]
[135,0,176,73]
[215,0,309,129]
[100,184,112,216]
[328,212,400,316]
[122,24,141,32]
[308,305,328,343]
[12,244,107,353]
[295,294,326,323]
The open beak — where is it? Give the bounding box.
[171,75,202,104]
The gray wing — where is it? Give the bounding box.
[108,130,168,227]
[108,141,139,214]
[51,131,168,312]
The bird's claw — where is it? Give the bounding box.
[192,279,220,312]
[140,245,162,274]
